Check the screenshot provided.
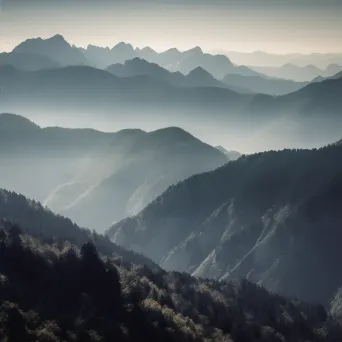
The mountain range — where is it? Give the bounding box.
[105,58,236,90]
[107,142,342,307]
[0,114,228,231]
[7,35,341,84]
[1,35,268,80]
[2,19,342,342]
[1,62,342,152]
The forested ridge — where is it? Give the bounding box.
[0,189,159,271]
[1,222,342,342]
[108,143,342,306]
[1,189,342,341]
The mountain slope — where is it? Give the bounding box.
[222,73,307,95]
[59,126,227,230]
[0,114,228,231]
[0,189,159,270]
[108,143,342,306]
[1,205,340,342]
[0,51,59,71]
[215,146,241,161]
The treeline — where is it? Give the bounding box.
[0,189,159,271]
[1,223,342,342]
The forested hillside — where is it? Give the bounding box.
[108,143,342,306]
[1,222,342,341]
[0,189,158,270]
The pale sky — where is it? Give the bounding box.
[1,0,342,54]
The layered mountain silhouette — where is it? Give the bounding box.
[1,63,342,152]
[162,46,262,79]
[7,35,342,86]
[312,70,342,83]
[0,114,228,231]
[227,50,342,69]
[11,35,265,79]
[108,142,342,306]
[0,64,252,125]
[215,146,241,161]
[251,63,342,82]
[79,42,136,67]
[106,58,246,91]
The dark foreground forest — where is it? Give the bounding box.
[1,220,342,342]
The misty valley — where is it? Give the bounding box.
[1,29,342,342]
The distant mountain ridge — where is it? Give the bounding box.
[13,34,89,67]
[251,63,342,82]
[9,35,265,79]
[1,64,342,152]
[0,114,228,231]
[226,50,342,69]
[106,58,246,91]
[215,146,241,161]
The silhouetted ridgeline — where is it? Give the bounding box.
[0,189,159,271]
[108,143,342,306]
[1,218,342,341]
[1,62,342,152]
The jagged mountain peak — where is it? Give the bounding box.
[185,46,203,55]
[188,66,214,77]
[112,41,134,50]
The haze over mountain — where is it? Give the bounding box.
[106,58,253,93]
[251,63,342,82]
[226,51,342,69]
[105,58,231,90]
[215,146,242,161]
[108,142,342,307]
[221,73,306,96]
[82,41,263,79]
[1,63,342,152]
[0,114,228,231]
[2,2,342,341]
